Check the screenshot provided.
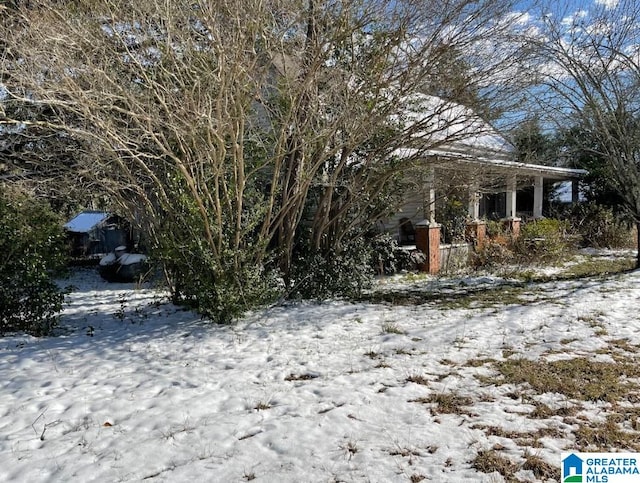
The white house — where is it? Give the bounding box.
[383,95,586,272]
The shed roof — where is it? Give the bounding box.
[64,211,110,233]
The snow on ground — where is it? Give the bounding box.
[1,259,640,482]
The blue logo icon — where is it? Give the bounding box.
[563,454,583,482]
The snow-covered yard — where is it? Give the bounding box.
[1,254,640,482]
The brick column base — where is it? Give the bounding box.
[465,220,486,247]
[502,217,521,238]
[415,221,441,274]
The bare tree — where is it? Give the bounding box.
[522,0,640,265]
[1,0,526,316]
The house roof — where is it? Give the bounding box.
[398,94,516,156]
[395,94,587,181]
[64,211,110,233]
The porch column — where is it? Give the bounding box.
[424,166,436,224]
[533,176,544,219]
[505,174,517,219]
[416,167,440,273]
[468,183,480,220]
[503,174,521,237]
[415,220,441,274]
[466,183,486,246]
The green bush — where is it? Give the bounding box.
[148,170,285,323]
[485,220,508,239]
[156,231,282,324]
[369,233,415,275]
[0,191,68,336]
[289,234,374,299]
[516,218,573,262]
[473,218,574,268]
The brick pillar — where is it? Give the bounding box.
[502,217,521,238]
[416,221,441,274]
[465,220,486,247]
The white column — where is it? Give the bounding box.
[533,176,544,218]
[505,174,517,219]
[468,183,480,220]
[424,167,436,224]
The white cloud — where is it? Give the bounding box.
[595,0,619,9]
[502,11,532,26]
[561,9,588,28]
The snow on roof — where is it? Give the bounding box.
[64,211,110,233]
[399,93,515,155]
[392,94,588,180]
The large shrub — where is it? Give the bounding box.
[289,233,374,300]
[0,191,67,336]
[561,203,634,249]
[153,210,283,324]
[369,233,416,275]
[516,218,573,262]
[473,218,574,268]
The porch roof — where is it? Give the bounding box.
[429,149,588,180]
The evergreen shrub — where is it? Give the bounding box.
[516,218,573,262]
[289,234,373,299]
[369,233,415,275]
[0,191,68,336]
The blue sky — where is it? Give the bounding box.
[513,0,623,21]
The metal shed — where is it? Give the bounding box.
[64,211,130,259]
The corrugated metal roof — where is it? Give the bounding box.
[64,211,110,233]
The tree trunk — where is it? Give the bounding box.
[636,221,640,269]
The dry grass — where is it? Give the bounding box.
[522,450,558,481]
[284,373,318,381]
[574,415,640,452]
[561,257,636,278]
[606,338,640,353]
[340,440,359,460]
[483,356,640,403]
[471,449,519,482]
[381,322,405,335]
[463,357,496,368]
[253,401,271,411]
[577,312,605,327]
[529,401,579,419]
[405,374,429,385]
[473,424,565,448]
[411,392,474,415]
[471,447,558,482]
